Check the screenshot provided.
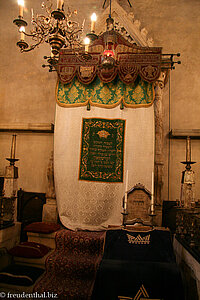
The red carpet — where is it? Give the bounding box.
[33,229,106,299]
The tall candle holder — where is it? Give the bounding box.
[149,171,156,227]
[181,137,196,170]
[149,207,156,227]
[121,207,128,227]
[121,170,129,227]
[180,136,196,208]
[2,135,20,227]
[6,135,19,167]
[149,194,156,227]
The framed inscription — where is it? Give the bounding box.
[79,118,125,182]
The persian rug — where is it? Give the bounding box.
[79,118,125,182]
[33,229,106,299]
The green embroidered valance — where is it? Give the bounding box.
[56,76,155,108]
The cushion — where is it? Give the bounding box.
[8,242,50,258]
[0,265,44,286]
[23,222,60,234]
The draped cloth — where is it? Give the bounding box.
[92,229,184,300]
[56,76,154,108]
[54,102,154,231]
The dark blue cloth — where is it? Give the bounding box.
[92,229,184,300]
[102,228,176,262]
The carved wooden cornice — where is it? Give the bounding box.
[57,31,165,85]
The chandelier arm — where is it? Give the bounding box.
[31,18,50,38]
[64,33,83,48]
[70,21,81,29]
[30,21,46,36]
[33,15,52,32]
[64,26,83,36]
[22,31,37,38]
[36,14,51,24]
[41,0,53,15]
[20,36,45,53]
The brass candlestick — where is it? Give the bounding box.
[149,193,156,227]
[149,211,156,228]
[121,209,128,227]
[6,135,19,166]
[181,136,196,170]
[180,136,196,208]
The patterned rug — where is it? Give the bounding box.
[33,229,106,299]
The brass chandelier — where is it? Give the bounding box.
[13,0,96,57]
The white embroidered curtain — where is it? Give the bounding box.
[54,104,154,230]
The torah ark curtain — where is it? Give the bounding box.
[54,79,155,231]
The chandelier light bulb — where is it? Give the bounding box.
[91,13,97,22]
[19,26,25,32]
[18,0,24,6]
[84,37,90,52]
[84,37,90,45]
[19,26,25,40]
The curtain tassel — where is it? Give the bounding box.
[87,102,91,111]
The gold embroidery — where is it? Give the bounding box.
[118,286,161,300]
[134,284,149,300]
[80,66,94,78]
[56,76,154,108]
[97,130,110,139]
[126,233,150,245]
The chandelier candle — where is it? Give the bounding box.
[91,13,97,32]
[57,0,64,10]
[18,0,24,18]
[10,135,17,160]
[31,8,34,19]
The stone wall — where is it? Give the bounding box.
[0,0,200,201]
[132,0,200,202]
